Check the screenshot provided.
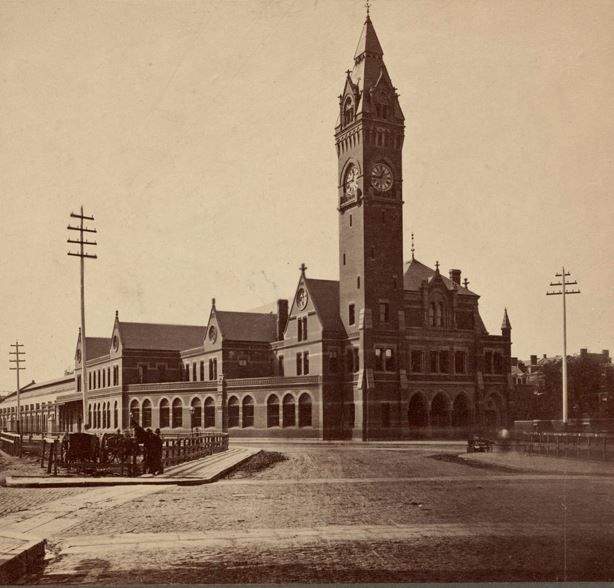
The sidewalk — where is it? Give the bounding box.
[459,449,614,476]
[4,447,259,488]
[0,447,260,582]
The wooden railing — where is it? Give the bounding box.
[0,431,22,456]
[162,432,228,468]
[519,431,614,461]
[38,431,228,476]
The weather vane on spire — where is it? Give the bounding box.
[365,0,371,18]
[411,232,415,260]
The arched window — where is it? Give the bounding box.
[267,395,280,428]
[282,394,296,427]
[204,397,216,428]
[96,403,101,428]
[228,397,239,428]
[102,402,107,429]
[106,403,111,429]
[242,396,254,428]
[429,303,435,326]
[172,398,183,428]
[113,401,118,430]
[159,399,170,429]
[436,302,444,327]
[298,393,312,427]
[343,97,354,126]
[88,405,92,428]
[142,399,152,428]
[130,400,140,426]
[191,398,202,429]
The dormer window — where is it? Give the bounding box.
[343,97,354,126]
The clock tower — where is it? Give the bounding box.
[335,14,405,439]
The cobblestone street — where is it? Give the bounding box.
[8,443,614,583]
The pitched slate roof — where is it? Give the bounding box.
[215,311,277,342]
[305,278,346,335]
[403,258,477,296]
[118,322,205,351]
[86,337,111,360]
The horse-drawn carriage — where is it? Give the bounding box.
[60,430,144,475]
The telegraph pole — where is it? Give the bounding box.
[9,341,25,451]
[68,206,97,431]
[546,267,581,424]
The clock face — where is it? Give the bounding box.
[208,326,217,343]
[296,287,308,310]
[371,163,393,192]
[344,165,359,197]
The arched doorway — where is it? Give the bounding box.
[282,394,295,427]
[408,393,428,438]
[484,394,502,429]
[452,393,471,433]
[430,393,450,437]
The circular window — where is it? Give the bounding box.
[296,288,308,310]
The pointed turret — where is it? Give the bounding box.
[354,15,384,60]
[501,308,512,339]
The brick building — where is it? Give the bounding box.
[0,14,512,440]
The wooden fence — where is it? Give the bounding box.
[0,431,22,457]
[519,431,614,461]
[38,431,228,476]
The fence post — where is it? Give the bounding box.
[47,440,54,474]
[53,440,58,476]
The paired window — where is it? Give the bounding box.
[296,351,310,376]
[410,350,424,373]
[429,350,450,374]
[297,316,308,341]
[278,355,284,376]
[374,347,395,371]
[429,302,445,327]
[208,358,218,380]
[455,351,467,373]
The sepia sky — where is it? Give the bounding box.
[1,0,613,391]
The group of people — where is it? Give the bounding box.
[130,419,164,475]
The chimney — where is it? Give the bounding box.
[580,348,588,356]
[603,349,610,361]
[511,357,518,367]
[449,269,461,286]
[276,299,289,340]
[530,355,537,366]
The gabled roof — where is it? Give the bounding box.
[118,322,205,351]
[86,337,111,360]
[403,258,477,296]
[305,278,346,335]
[215,311,277,343]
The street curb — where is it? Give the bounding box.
[5,448,261,489]
[457,451,614,476]
[0,532,45,585]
